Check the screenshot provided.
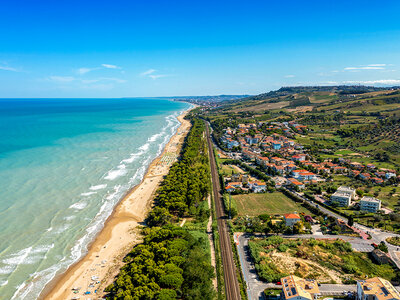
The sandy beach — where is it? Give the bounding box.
[41,111,191,300]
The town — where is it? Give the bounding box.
[198,86,400,299]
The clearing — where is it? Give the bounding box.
[233,192,311,216]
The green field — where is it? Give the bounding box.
[233,192,311,216]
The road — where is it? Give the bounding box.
[205,122,241,300]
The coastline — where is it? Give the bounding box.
[40,109,192,300]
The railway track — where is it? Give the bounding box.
[205,122,241,300]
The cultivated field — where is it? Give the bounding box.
[233,192,311,216]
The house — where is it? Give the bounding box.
[357,277,400,300]
[225,185,235,193]
[229,182,243,188]
[272,142,282,150]
[350,170,361,177]
[249,181,266,193]
[288,178,305,189]
[255,156,269,166]
[360,196,381,213]
[284,213,301,227]
[292,154,306,162]
[386,172,396,179]
[333,166,347,173]
[281,275,320,300]
[372,177,384,185]
[360,173,371,181]
[298,171,316,181]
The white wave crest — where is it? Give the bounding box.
[80,191,96,196]
[89,184,107,191]
[69,201,88,210]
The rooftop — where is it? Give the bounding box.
[358,277,400,300]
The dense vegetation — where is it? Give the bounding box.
[147,119,210,226]
[105,226,214,299]
[249,237,398,284]
[105,119,215,299]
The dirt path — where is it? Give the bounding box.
[207,194,218,290]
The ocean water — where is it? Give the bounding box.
[0,98,191,299]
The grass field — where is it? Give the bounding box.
[233,192,311,216]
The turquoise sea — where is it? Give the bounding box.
[0,98,191,299]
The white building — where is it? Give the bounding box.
[360,196,381,213]
[337,186,356,199]
[357,277,400,300]
[330,186,356,207]
[331,191,352,207]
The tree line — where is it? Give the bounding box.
[105,119,215,299]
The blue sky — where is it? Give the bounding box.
[1,0,400,97]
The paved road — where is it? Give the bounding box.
[206,122,241,300]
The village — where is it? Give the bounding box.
[214,119,400,300]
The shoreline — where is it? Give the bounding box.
[40,109,192,300]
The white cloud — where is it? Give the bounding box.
[344,66,385,70]
[49,76,126,84]
[148,74,168,80]
[343,79,400,85]
[284,75,295,78]
[140,69,156,76]
[49,76,76,82]
[77,64,121,75]
[78,68,93,75]
[101,64,120,69]
[0,65,18,72]
[140,69,169,80]
[367,64,387,67]
[99,77,127,83]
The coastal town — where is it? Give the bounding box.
[201,87,400,300]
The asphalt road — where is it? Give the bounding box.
[205,122,241,300]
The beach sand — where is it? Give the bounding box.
[41,112,191,300]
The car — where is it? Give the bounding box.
[276,281,282,285]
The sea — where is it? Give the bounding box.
[0,98,191,299]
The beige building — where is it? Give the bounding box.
[281,275,320,300]
[360,196,381,213]
[357,277,400,300]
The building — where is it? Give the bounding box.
[371,249,392,265]
[337,186,356,199]
[331,191,352,207]
[281,275,320,300]
[357,277,400,300]
[288,178,305,189]
[249,181,266,193]
[284,213,301,227]
[360,196,381,213]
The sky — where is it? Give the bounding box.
[1,0,400,97]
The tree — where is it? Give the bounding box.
[348,215,354,227]
[293,221,304,234]
[378,241,388,253]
